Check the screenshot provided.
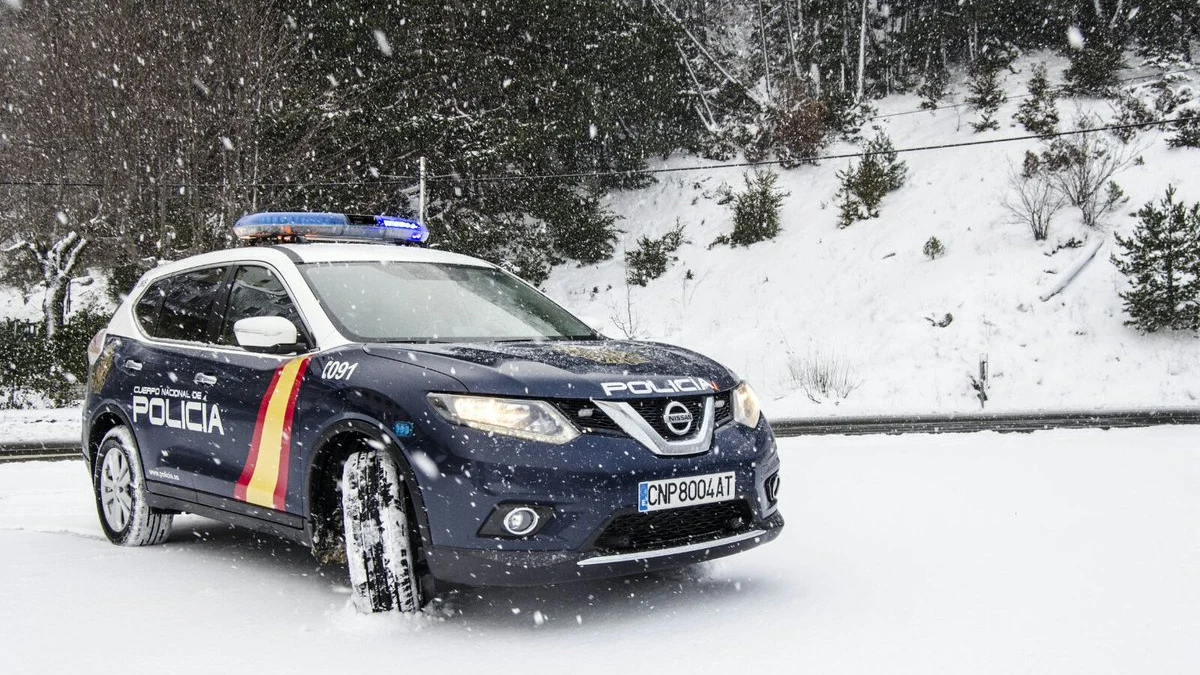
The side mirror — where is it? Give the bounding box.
[234,316,300,354]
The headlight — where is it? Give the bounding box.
[732,382,762,429]
[427,393,580,445]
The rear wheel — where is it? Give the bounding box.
[92,426,173,546]
[341,449,424,613]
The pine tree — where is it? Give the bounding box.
[729,170,789,246]
[1167,110,1200,149]
[1014,63,1059,135]
[835,171,868,229]
[834,130,908,227]
[1112,186,1200,332]
[923,236,946,259]
[966,66,1006,132]
[1063,1,1131,97]
[917,68,950,110]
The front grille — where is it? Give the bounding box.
[627,396,706,440]
[553,400,625,435]
[713,391,733,426]
[594,501,754,553]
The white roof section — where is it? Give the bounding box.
[278,242,493,266]
[143,242,492,280]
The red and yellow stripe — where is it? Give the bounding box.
[234,357,310,510]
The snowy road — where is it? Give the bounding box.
[2,427,1198,674]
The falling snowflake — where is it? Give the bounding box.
[373,30,392,57]
[1067,26,1085,51]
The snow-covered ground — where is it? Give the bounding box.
[0,407,81,445]
[547,56,1200,418]
[2,427,1198,674]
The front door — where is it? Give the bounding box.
[193,264,315,515]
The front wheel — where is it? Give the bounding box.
[92,426,173,546]
[341,449,424,613]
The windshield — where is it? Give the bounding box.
[298,261,598,343]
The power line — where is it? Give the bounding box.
[414,116,1184,183]
[0,116,1188,190]
[0,176,418,190]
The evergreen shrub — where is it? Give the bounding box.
[715,170,789,247]
[625,221,688,286]
[1014,63,1059,135]
[835,130,908,228]
[1112,186,1200,332]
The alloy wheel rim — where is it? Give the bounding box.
[100,448,133,532]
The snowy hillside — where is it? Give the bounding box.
[546,56,1200,418]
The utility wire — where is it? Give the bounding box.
[0,116,1189,190]
[0,176,418,190]
[413,116,1184,183]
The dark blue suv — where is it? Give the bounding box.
[83,212,783,612]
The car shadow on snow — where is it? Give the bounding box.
[159,515,780,629]
[162,515,335,578]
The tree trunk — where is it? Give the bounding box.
[758,0,772,97]
[31,231,88,339]
[855,0,868,101]
[784,0,801,81]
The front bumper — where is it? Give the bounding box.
[427,510,784,587]
[406,416,784,587]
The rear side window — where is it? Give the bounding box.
[218,265,304,346]
[146,267,228,342]
[134,281,166,336]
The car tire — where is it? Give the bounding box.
[92,426,173,546]
[341,449,424,613]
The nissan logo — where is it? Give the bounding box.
[662,401,694,436]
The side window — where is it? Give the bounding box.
[156,267,228,342]
[134,280,166,336]
[219,265,304,346]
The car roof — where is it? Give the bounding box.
[144,242,493,280]
[278,242,492,266]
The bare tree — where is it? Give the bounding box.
[26,231,89,338]
[1041,113,1135,228]
[1002,163,1067,241]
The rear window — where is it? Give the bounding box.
[136,267,228,342]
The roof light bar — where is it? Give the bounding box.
[233,212,429,245]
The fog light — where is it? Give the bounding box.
[765,472,781,503]
[502,506,540,536]
[479,503,553,538]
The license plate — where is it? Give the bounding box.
[637,472,736,513]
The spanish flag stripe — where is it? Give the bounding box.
[233,365,285,502]
[271,359,310,510]
[236,357,309,510]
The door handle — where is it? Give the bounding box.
[193,372,218,386]
[123,359,142,372]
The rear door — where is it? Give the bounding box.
[126,265,229,493]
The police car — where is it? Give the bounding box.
[83,212,783,613]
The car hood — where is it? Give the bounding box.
[363,340,738,399]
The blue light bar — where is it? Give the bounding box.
[233,212,429,245]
